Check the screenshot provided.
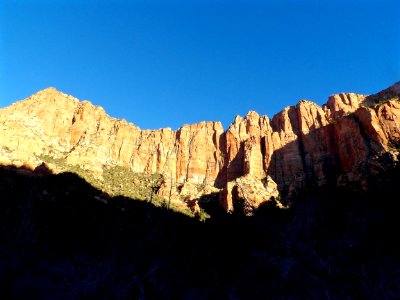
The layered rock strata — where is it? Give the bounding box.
[1,83,399,212]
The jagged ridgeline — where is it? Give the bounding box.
[0,82,399,215]
[1,83,400,298]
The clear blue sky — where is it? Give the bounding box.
[1,0,399,130]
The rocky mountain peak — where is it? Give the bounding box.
[1,83,399,215]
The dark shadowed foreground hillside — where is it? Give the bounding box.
[1,160,400,299]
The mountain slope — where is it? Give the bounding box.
[1,160,400,298]
[1,83,399,213]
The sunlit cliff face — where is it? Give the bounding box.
[0,83,399,213]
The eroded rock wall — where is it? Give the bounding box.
[1,83,399,212]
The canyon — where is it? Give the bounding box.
[0,83,399,213]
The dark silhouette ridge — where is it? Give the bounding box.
[1,161,400,299]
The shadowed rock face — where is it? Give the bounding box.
[1,83,399,212]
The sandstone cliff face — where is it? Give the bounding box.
[0,88,225,206]
[1,83,399,213]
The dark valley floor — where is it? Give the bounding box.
[1,162,400,299]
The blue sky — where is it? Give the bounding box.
[1,0,399,130]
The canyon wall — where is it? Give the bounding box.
[1,83,399,212]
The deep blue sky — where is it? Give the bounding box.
[1,0,399,130]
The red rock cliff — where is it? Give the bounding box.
[1,83,399,212]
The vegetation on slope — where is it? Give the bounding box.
[0,155,400,298]
[37,155,206,218]
[363,87,400,108]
